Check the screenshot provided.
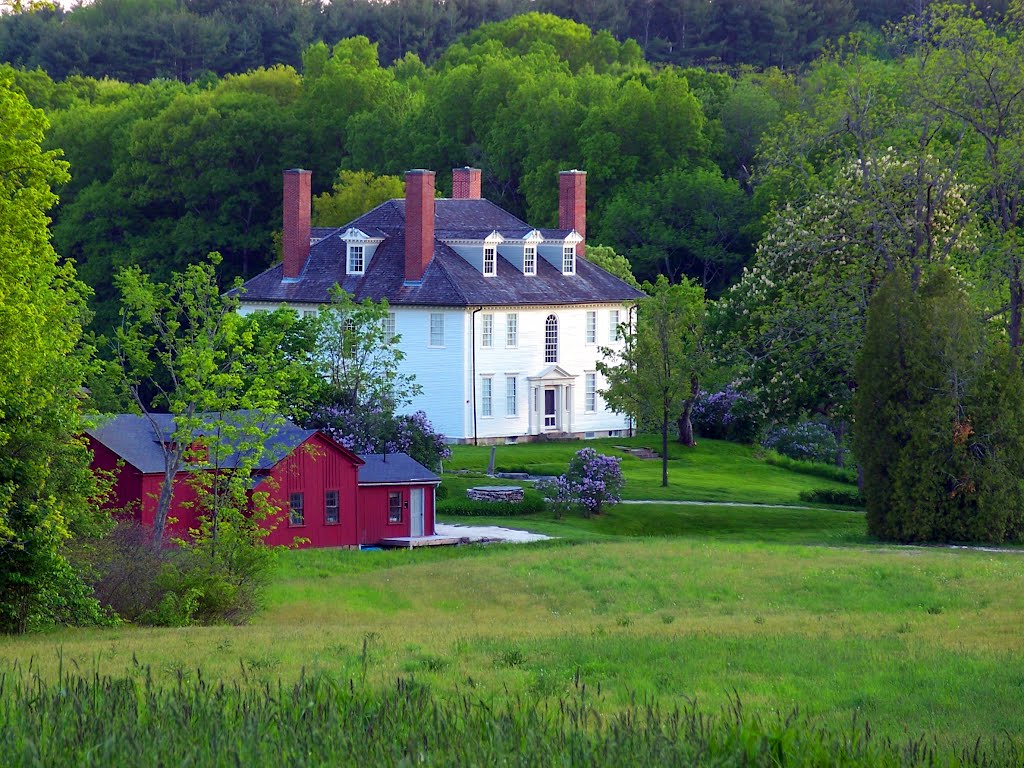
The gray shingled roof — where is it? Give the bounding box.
[358,453,440,485]
[239,198,645,307]
[87,413,316,474]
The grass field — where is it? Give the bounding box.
[2,439,1021,762]
[445,436,856,504]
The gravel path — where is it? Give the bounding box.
[434,523,552,543]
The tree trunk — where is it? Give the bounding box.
[676,373,700,447]
[152,467,176,547]
[661,411,669,487]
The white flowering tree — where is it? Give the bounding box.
[718,153,975,423]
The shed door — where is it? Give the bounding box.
[410,488,424,537]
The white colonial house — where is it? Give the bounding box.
[238,166,644,443]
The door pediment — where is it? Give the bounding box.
[528,365,576,384]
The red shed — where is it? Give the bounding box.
[87,414,440,548]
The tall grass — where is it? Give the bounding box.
[1,664,1017,767]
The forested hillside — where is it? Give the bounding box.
[0,0,1013,81]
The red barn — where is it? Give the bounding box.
[87,414,440,548]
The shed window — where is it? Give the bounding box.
[483,246,496,276]
[545,315,558,363]
[325,490,339,524]
[585,311,596,344]
[429,313,444,347]
[481,376,493,417]
[506,313,518,347]
[289,493,304,526]
[388,492,403,524]
[562,245,575,274]
[609,309,621,342]
[506,376,517,416]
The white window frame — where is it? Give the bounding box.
[347,244,365,274]
[562,244,575,275]
[506,313,518,347]
[545,315,558,364]
[483,246,497,276]
[523,245,537,276]
[384,312,396,342]
[506,375,517,416]
[585,372,597,413]
[429,312,445,347]
[481,376,493,417]
[585,311,597,344]
[481,313,494,348]
[609,309,620,342]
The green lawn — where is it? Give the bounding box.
[3,440,1020,759]
[445,436,855,504]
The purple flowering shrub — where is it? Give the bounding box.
[541,448,624,518]
[690,385,761,443]
[308,404,450,470]
[760,421,838,464]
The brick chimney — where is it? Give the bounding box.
[559,170,586,257]
[405,170,435,282]
[282,169,311,279]
[452,167,481,199]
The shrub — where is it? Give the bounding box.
[310,405,450,471]
[437,492,547,517]
[761,421,839,464]
[761,450,857,484]
[691,386,761,443]
[541,448,624,518]
[798,488,865,507]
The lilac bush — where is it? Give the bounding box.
[690,385,761,443]
[309,404,450,470]
[760,420,838,464]
[541,448,624,518]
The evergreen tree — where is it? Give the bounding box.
[853,267,1024,543]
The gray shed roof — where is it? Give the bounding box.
[86,413,316,474]
[357,453,440,485]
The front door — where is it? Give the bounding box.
[544,387,557,429]
[410,488,424,537]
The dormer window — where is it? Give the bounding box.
[483,245,497,276]
[347,244,365,274]
[562,244,576,275]
[523,245,537,276]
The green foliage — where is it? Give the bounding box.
[0,73,109,634]
[599,276,706,486]
[3,669,1013,766]
[311,169,404,227]
[436,491,547,517]
[584,244,639,288]
[798,488,864,507]
[760,451,857,485]
[854,267,1024,543]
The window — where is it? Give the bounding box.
[483,246,497,276]
[481,314,494,348]
[325,490,339,524]
[430,312,444,346]
[609,309,620,342]
[585,373,597,412]
[384,312,396,342]
[585,311,597,344]
[481,376,493,417]
[545,315,558,363]
[289,493,304,526]
[347,244,364,274]
[506,313,518,347]
[506,376,517,416]
[388,492,403,524]
[523,245,536,275]
[302,309,317,319]
[562,245,576,274]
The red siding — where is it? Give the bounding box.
[258,433,362,548]
[90,432,438,548]
[89,439,144,523]
[356,484,436,545]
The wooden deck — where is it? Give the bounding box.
[377,534,465,549]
